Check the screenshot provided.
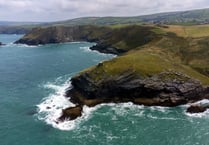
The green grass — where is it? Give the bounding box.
[83,49,209,85]
[161,24,209,38]
[19,24,209,86]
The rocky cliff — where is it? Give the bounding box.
[15,24,209,121]
[61,67,209,120]
[15,25,159,54]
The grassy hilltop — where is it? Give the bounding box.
[16,23,209,85]
[74,24,209,85]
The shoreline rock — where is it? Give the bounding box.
[58,106,83,121]
[90,44,127,55]
[59,71,209,121]
[187,105,207,113]
[14,25,209,120]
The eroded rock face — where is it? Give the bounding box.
[58,71,209,121]
[67,71,206,106]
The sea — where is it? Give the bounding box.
[1,34,209,145]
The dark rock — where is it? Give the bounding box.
[90,44,126,55]
[58,106,82,121]
[68,71,206,106]
[46,106,51,109]
[187,105,207,113]
[59,71,209,121]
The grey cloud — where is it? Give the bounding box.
[0,0,209,21]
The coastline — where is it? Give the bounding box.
[14,25,209,122]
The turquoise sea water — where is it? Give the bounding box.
[1,34,209,145]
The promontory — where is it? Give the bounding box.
[15,24,209,120]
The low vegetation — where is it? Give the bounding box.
[75,24,209,86]
[16,23,209,86]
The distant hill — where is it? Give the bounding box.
[0,21,43,34]
[0,21,43,26]
[2,8,209,34]
[48,8,209,26]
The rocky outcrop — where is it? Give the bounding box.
[59,71,209,120]
[15,25,158,55]
[90,44,127,55]
[69,71,206,106]
[58,106,82,121]
[187,105,207,113]
[186,91,209,113]
[15,26,82,45]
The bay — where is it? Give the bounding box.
[0,34,209,145]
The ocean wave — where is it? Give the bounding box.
[4,43,40,48]
[36,78,105,131]
[185,110,209,118]
[36,80,75,130]
[17,44,40,48]
[149,106,170,113]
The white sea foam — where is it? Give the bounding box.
[17,44,39,48]
[185,110,209,118]
[80,46,92,53]
[193,99,209,105]
[79,46,116,57]
[37,81,76,130]
[37,84,175,131]
[36,78,174,131]
[149,106,170,113]
[36,79,106,131]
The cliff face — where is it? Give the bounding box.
[68,71,207,107]
[15,26,81,45]
[61,70,209,120]
[15,25,159,54]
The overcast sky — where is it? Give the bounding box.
[1,0,209,22]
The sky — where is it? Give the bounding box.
[1,0,209,22]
